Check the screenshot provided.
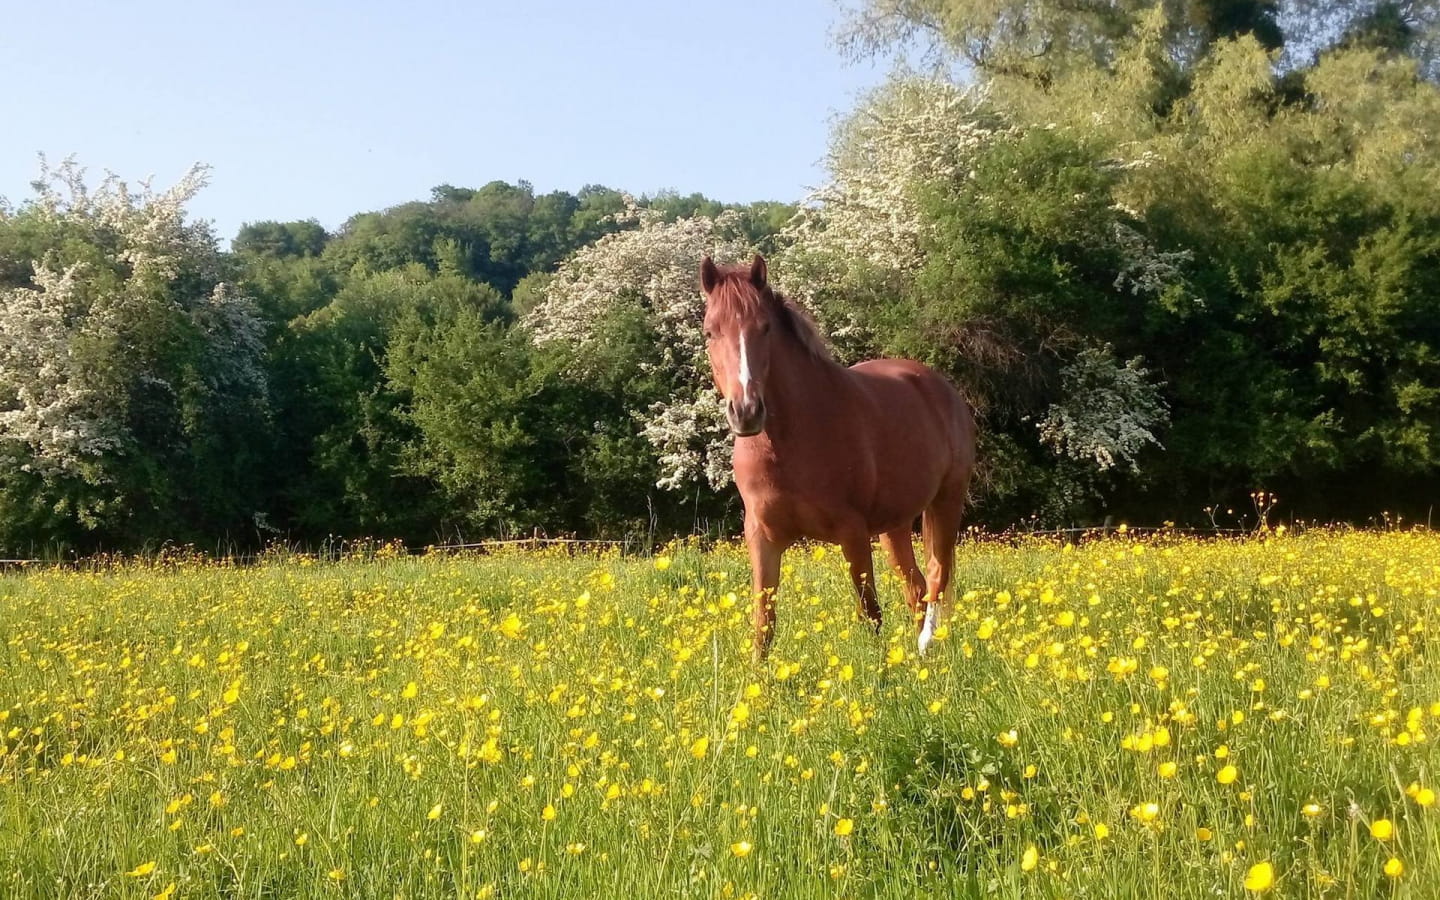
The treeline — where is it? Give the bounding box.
[3,0,1439,554]
[0,173,790,553]
[808,0,1440,526]
[239,182,792,546]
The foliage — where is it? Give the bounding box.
[528,207,755,492]
[777,79,1005,361]
[386,289,663,537]
[220,183,792,545]
[0,158,269,551]
[232,219,328,259]
[6,0,1440,547]
[839,0,1438,80]
[1036,347,1170,472]
[318,181,628,297]
[780,7,1440,523]
[265,267,501,541]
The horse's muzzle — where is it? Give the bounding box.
[727,397,766,437]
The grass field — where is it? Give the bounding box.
[1,530,1437,898]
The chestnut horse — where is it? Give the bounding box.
[700,255,976,660]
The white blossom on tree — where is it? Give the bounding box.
[641,389,734,491]
[1036,346,1169,472]
[1111,222,1195,299]
[777,78,1002,354]
[530,79,1177,497]
[0,157,266,489]
[777,77,1177,480]
[190,281,268,397]
[527,206,752,489]
[0,262,124,475]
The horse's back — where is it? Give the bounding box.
[849,358,973,455]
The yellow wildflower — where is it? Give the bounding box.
[1244,861,1275,892]
[1020,845,1039,872]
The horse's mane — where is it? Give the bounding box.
[708,265,835,364]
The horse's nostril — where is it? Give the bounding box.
[726,396,765,436]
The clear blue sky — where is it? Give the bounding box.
[1,0,891,244]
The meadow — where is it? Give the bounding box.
[1,530,1437,898]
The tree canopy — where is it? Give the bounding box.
[3,0,1438,552]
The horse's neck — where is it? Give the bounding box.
[761,342,849,446]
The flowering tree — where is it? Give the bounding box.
[529,82,1175,507]
[1036,347,1169,472]
[527,206,752,490]
[0,157,268,544]
[777,79,1004,360]
[779,78,1173,481]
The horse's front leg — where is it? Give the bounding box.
[746,528,784,662]
[840,533,883,636]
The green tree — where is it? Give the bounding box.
[793,13,1440,522]
[0,159,270,552]
[265,267,511,540]
[840,0,1438,85]
[233,219,329,258]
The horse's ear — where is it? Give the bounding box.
[700,256,720,294]
[750,254,768,289]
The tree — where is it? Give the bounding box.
[838,0,1280,83]
[776,78,1175,520]
[232,219,329,258]
[786,13,1440,522]
[527,207,754,493]
[387,297,660,537]
[838,0,1439,83]
[233,182,793,541]
[0,158,269,550]
[264,266,509,540]
[320,181,631,298]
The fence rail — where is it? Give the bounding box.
[0,523,1340,570]
[431,538,627,550]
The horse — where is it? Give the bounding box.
[700,254,976,660]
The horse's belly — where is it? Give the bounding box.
[740,462,930,544]
[863,504,927,537]
[858,481,938,536]
[741,487,861,546]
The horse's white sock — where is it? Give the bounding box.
[917,602,939,655]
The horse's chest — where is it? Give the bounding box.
[733,444,874,542]
[735,445,867,496]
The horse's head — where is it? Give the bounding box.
[700,254,778,437]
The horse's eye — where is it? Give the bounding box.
[760,321,771,335]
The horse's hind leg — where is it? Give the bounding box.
[919,482,968,654]
[880,527,927,628]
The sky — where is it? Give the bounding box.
[0,0,894,244]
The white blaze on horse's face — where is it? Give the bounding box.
[700,254,773,437]
[737,331,752,406]
[714,319,769,436]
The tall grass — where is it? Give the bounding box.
[1,531,1436,897]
